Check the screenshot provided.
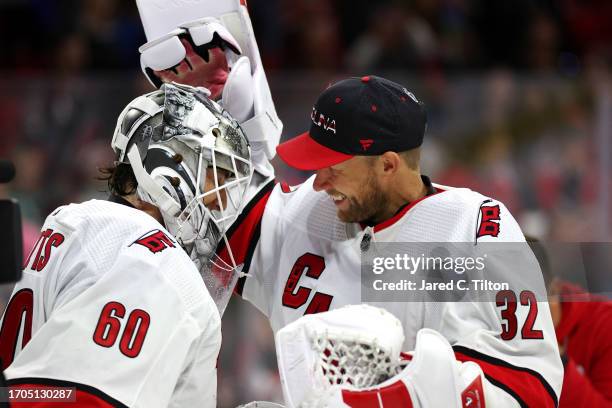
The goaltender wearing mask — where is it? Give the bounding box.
[0,83,252,407]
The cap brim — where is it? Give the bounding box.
[276,132,354,171]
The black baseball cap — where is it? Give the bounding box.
[276,75,427,170]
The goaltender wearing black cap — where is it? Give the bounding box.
[276,75,434,225]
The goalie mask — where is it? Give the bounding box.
[111,83,252,314]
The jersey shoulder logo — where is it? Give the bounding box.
[477,201,501,239]
[131,229,176,253]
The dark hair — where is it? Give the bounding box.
[97,163,138,196]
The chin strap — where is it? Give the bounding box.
[127,145,181,217]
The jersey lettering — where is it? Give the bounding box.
[26,229,65,271]
[304,293,334,315]
[133,230,176,253]
[282,253,333,315]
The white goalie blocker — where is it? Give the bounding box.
[135,0,282,173]
[275,305,487,408]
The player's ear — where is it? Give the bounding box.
[379,151,401,175]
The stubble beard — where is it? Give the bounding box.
[337,172,388,224]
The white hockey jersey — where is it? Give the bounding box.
[218,175,563,408]
[0,199,221,408]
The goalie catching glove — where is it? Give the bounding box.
[275,305,487,408]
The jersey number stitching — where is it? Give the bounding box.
[496,290,543,340]
[92,301,151,358]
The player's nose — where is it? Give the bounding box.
[215,190,228,211]
[219,189,228,210]
[313,168,332,192]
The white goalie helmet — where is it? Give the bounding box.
[111,83,252,312]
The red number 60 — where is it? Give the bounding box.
[93,301,150,358]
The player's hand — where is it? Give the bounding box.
[154,38,229,101]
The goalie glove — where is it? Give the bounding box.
[136,0,282,177]
[275,305,487,408]
[304,330,486,408]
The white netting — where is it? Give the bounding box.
[276,305,406,408]
[312,335,403,389]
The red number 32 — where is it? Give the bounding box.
[496,290,543,340]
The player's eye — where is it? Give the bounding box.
[208,167,232,185]
[329,168,341,178]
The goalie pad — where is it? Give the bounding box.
[275,305,486,408]
[136,0,282,172]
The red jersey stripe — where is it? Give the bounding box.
[453,347,558,408]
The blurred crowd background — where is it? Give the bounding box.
[1,0,611,406]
